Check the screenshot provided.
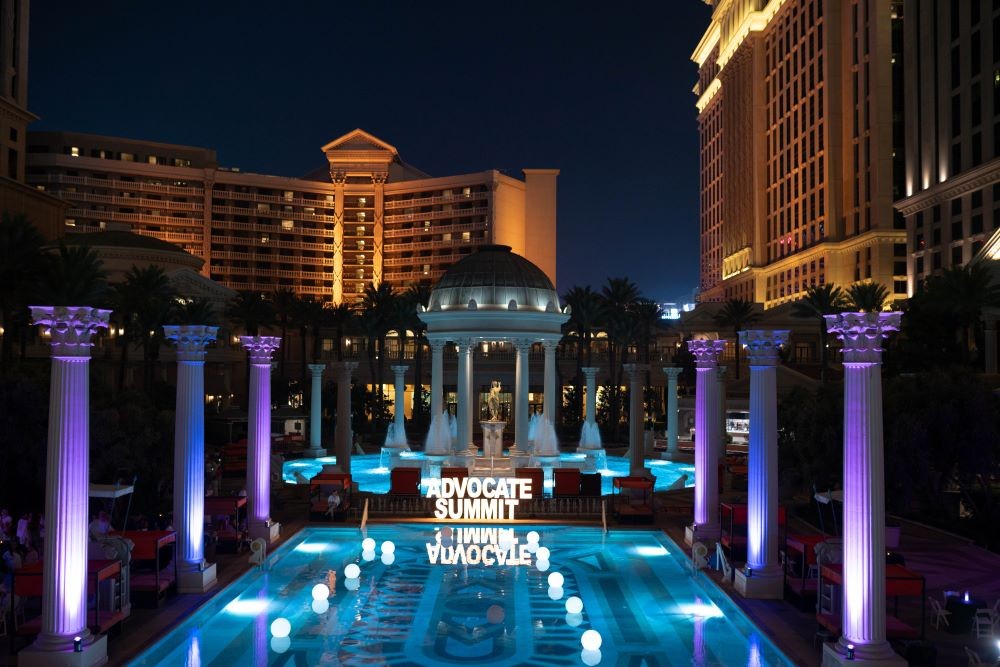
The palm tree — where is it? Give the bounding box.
[791,284,848,382]
[562,285,605,425]
[293,296,325,386]
[600,277,641,440]
[712,299,760,379]
[402,284,432,423]
[272,287,298,379]
[38,243,108,308]
[925,264,1000,365]
[847,282,890,313]
[111,265,174,393]
[358,281,398,427]
[172,297,218,326]
[326,302,353,361]
[226,291,274,336]
[0,212,46,368]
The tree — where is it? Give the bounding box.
[791,284,849,382]
[402,284,433,424]
[326,302,353,362]
[227,291,274,336]
[600,277,641,440]
[0,212,46,368]
[358,281,398,428]
[924,264,1000,366]
[562,285,605,426]
[110,266,175,394]
[847,282,890,313]
[38,243,108,308]
[712,299,760,379]
[172,298,218,326]
[272,287,298,379]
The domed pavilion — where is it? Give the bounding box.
[418,244,569,457]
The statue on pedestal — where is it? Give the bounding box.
[487,380,502,421]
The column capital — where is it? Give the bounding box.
[622,363,649,380]
[512,337,536,351]
[738,329,789,367]
[30,305,111,358]
[308,363,326,376]
[330,360,358,378]
[390,364,408,376]
[164,325,218,362]
[540,339,560,352]
[581,366,600,379]
[240,336,281,364]
[686,339,727,368]
[662,366,683,379]
[824,312,901,364]
[427,339,448,352]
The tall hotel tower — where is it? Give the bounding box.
[693,0,907,307]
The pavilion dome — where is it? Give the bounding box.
[428,245,560,312]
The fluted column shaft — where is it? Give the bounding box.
[542,340,558,423]
[165,325,218,575]
[687,339,726,534]
[29,306,110,653]
[515,341,531,449]
[464,342,475,448]
[663,367,682,454]
[241,336,280,538]
[308,363,326,453]
[624,363,648,475]
[582,366,599,425]
[456,340,471,450]
[826,312,902,663]
[391,365,407,431]
[332,361,357,468]
[430,340,445,417]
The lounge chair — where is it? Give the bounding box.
[929,596,951,630]
[965,646,983,666]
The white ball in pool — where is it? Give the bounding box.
[361,537,376,551]
[345,578,361,591]
[536,546,551,560]
[381,552,396,566]
[581,648,602,666]
[565,596,583,614]
[270,636,291,654]
[344,563,360,580]
[565,612,583,627]
[526,530,540,544]
[311,598,329,615]
[486,604,505,624]
[381,540,396,554]
[270,617,291,638]
[581,629,603,651]
[547,586,564,600]
[311,583,330,601]
[362,549,376,562]
[547,572,564,588]
[535,558,550,572]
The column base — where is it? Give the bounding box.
[685,522,720,546]
[821,641,906,666]
[249,521,281,543]
[304,447,328,459]
[178,562,218,594]
[20,635,108,667]
[734,567,784,599]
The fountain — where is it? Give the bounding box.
[379,421,411,470]
[532,417,561,485]
[527,412,540,444]
[447,412,458,447]
[576,421,608,473]
[424,410,452,478]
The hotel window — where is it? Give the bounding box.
[462,186,472,197]
[357,212,366,222]
[120,152,134,162]
[357,197,367,206]
[257,203,270,212]
[424,220,431,229]
[148,156,158,165]
[325,194,334,203]
[281,220,294,230]
[423,264,430,274]
[462,232,471,241]
[357,225,365,236]
[304,207,315,215]
[356,269,365,280]
[283,191,294,201]
[261,234,269,244]
[442,233,451,241]
[358,254,365,264]
[357,240,365,251]
[70,146,80,157]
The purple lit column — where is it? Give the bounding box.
[332,361,357,469]
[241,336,281,543]
[164,325,218,593]
[685,339,726,545]
[306,363,327,458]
[735,330,788,599]
[823,312,904,667]
[662,366,682,456]
[23,306,110,666]
[623,363,648,475]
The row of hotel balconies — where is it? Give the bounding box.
[382,220,487,239]
[383,205,488,224]
[383,190,487,210]
[50,190,204,212]
[30,173,203,196]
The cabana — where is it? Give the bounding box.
[204,495,247,552]
[816,562,926,639]
[612,477,654,523]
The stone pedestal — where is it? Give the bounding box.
[306,363,326,458]
[737,329,789,599]
[241,336,281,545]
[663,366,682,457]
[687,339,727,541]
[734,567,784,599]
[332,361,357,471]
[164,325,219,593]
[821,643,906,667]
[26,306,110,664]
[824,312,904,665]
[481,421,505,459]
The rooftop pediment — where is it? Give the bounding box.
[320,129,398,156]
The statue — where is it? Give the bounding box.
[487,380,502,421]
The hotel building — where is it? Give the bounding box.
[894,0,1000,293]
[692,0,908,307]
[25,129,558,303]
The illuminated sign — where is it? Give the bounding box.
[425,476,532,521]
[426,526,533,566]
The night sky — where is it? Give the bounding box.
[28,1,711,302]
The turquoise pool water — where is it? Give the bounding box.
[132,525,794,666]
[283,453,695,496]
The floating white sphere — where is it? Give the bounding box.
[581,648,602,666]
[536,558,550,572]
[486,605,505,624]
[381,540,395,554]
[270,636,291,654]
[566,596,583,614]
[536,546,551,560]
[381,552,396,566]
[311,583,330,601]
[581,629,603,651]
[526,530,540,544]
[311,598,329,615]
[547,572,564,588]
[344,563,361,580]
[362,549,376,562]
[362,537,376,551]
[566,612,583,627]
[270,617,291,638]
[345,578,361,591]
[548,586,564,600]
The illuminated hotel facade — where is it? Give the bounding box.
[25,129,558,303]
[693,0,908,307]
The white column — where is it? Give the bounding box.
[332,361,358,470]
[582,366,599,425]
[391,364,407,434]
[735,330,788,600]
[430,340,445,417]
[515,339,531,450]
[663,366,682,455]
[456,339,471,452]
[623,363,648,476]
[822,312,904,667]
[542,339,558,424]
[307,363,326,457]
[465,341,475,450]
[685,339,726,545]
[164,325,219,593]
[241,336,281,543]
[22,306,110,666]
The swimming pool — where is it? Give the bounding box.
[132,525,794,666]
[283,453,695,496]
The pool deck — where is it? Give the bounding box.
[6,480,1000,666]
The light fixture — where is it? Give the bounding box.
[526,531,540,544]
[311,583,330,601]
[381,552,395,566]
[74,636,83,653]
[362,537,375,551]
[536,546,550,560]
[344,563,360,579]
[746,565,753,578]
[547,572,564,588]
[566,596,583,614]
[381,541,395,554]
[270,618,291,638]
[581,629,603,651]
[846,644,855,660]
